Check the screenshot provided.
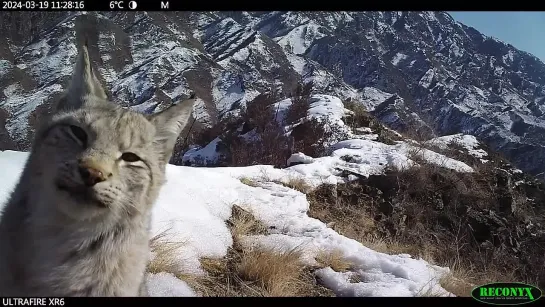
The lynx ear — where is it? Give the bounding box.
[148,96,196,162]
[56,43,108,112]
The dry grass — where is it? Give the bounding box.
[227,205,268,240]
[307,183,379,243]
[309,195,433,261]
[315,249,352,272]
[238,246,312,296]
[359,235,435,261]
[415,263,522,297]
[275,177,313,194]
[145,190,498,297]
[195,245,333,297]
[179,204,334,297]
[412,265,476,297]
[438,272,475,297]
[239,177,260,187]
[147,230,186,276]
[145,229,205,289]
[437,261,540,297]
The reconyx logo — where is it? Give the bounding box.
[471,282,542,305]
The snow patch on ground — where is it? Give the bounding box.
[273,94,350,128]
[285,53,308,75]
[419,69,436,88]
[287,152,315,166]
[146,272,197,297]
[426,134,489,159]
[212,136,474,190]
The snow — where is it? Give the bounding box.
[1,83,64,141]
[308,95,349,119]
[285,53,307,75]
[0,150,453,297]
[210,71,261,118]
[287,152,315,166]
[185,94,474,179]
[208,136,474,190]
[146,272,197,297]
[391,53,408,66]
[0,16,79,140]
[0,60,11,77]
[276,22,325,55]
[328,139,474,174]
[450,43,463,58]
[355,127,373,134]
[503,50,514,64]
[0,150,28,202]
[426,133,489,159]
[272,94,349,128]
[360,87,394,111]
[111,45,199,106]
[419,69,436,88]
[182,137,222,167]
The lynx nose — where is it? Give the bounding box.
[78,165,108,187]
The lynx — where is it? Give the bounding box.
[0,43,195,296]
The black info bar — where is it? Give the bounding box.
[0,0,181,11]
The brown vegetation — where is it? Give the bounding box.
[274,177,313,194]
[343,100,402,145]
[194,205,334,297]
[307,158,545,296]
[184,81,344,167]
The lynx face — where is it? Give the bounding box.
[35,106,160,218]
[30,44,195,221]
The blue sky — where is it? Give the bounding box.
[448,12,545,62]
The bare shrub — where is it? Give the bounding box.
[343,100,374,129]
[285,81,313,125]
[342,100,402,145]
[218,92,291,168]
[306,160,545,295]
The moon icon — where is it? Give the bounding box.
[128,1,137,9]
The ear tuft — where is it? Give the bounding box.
[55,43,108,112]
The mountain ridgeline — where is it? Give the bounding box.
[1,11,545,178]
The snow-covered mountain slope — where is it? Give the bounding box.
[0,150,452,297]
[2,11,545,178]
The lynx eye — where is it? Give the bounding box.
[121,152,141,162]
[68,125,88,146]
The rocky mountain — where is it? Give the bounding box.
[1,11,545,178]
